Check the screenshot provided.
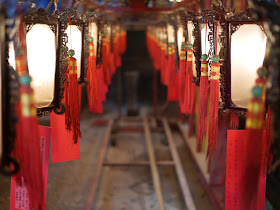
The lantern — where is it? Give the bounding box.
[61,8,89,85]
[223,9,267,111]
[22,8,68,117]
[199,9,221,81]
[86,13,98,58]
[179,11,199,82]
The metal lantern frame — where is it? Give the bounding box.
[179,10,200,84]
[84,11,100,67]
[222,8,266,115]
[198,6,224,83]
[60,8,89,85]
[23,8,68,117]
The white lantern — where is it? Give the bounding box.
[177,26,184,53]
[61,8,88,85]
[167,23,175,43]
[89,21,98,56]
[22,8,68,116]
[65,25,82,80]
[230,24,267,108]
[26,24,56,108]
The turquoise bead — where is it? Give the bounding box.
[252,86,263,98]
[19,74,32,85]
[212,55,219,62]
[201,54,207,61]
[89,37,94,42]
[187,44,193,49]
[68,49,75,57]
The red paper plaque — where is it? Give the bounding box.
[50,112,80,163]
[10,126,51,210]
[226,130,267,210]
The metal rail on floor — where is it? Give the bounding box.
[84,108,196,210]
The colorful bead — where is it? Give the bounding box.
[89,37,94,42]
[187,44,193,49]
[212,55,219,62]
[252,86,263,98]
[68,49,75,57]
[19,74,32,85]
[181,42,185,49]
[201,54,207,61]
[257,67,267,78]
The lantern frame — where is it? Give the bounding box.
[87,11,104,68]
[85,11,99,66]
[60,8,89,85]
[198,6,225,83]
[222,8,266,115]
[23,8,68,117]
[179,10,200,84]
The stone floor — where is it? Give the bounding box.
[0,106,214,210]
[0,105,276,210]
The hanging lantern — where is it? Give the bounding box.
[61,8,89,86]
[13,8,69,117]
[179,11,199,83]
[222,9,267,113]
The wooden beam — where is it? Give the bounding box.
[141,108,166,210]
[103,161,175,167]
[84,119,114,210]
[162,118,196,210]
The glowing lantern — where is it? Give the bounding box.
[61,8,88,85]
[22,8,68,116]
[223,9,267,111]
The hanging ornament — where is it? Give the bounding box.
[167,43,178,101]
[183,44,193,114]
[160,37,167,85]
[65,49,81,144]
[229,111,239,129]
[12,14,44,210]
[243,80,266,209]
[179,42,186,113]
[87,36,99,112]
[198,54,209,147]
[102,33,110,86]
[207,55,220,157]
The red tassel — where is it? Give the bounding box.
[87,41,99,111]
[230,111,239,129]
[65,55,81,144]
[190,82,197,113]
[265,106,273,173]
[184,45,193,114]
[245,100,265,209]
[167,44,178,101]
[198,56,209,146]
[13,83,44,210]
[179,43,186,112]
[102,36,110,86]
[13,16,44,209]
[243,67,267,208]
[207,56,220,157]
